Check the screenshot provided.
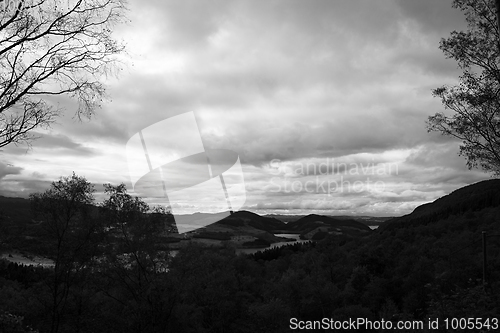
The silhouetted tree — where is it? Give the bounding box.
[30,172,100,333]
[97,183,175,332]
[428,0,500,175]
[0,0,127,148]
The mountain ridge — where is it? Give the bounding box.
[379,179,500,232]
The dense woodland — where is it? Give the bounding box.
[1,0,500,331]
[0,177,500,332]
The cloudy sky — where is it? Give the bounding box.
[0,0,492,217]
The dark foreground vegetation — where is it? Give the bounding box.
[1,175,500,332]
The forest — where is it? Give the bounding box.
[0,175,499,332]
[2,0,500,331]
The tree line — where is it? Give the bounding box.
[0,172,499,332]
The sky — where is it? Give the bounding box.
[0,0,493,217]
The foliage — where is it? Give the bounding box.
[0,0,127,148]
[0,311,38,333]
[96,183,175,332]
[428,0,500,175]
[1,175,500,332]
[29,172,100,333]
[192,231,231,241]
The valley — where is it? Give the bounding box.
[1,179,500,332]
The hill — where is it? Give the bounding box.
[379,179,500,232]
[0,196,42,253]
[0,195,32,225]
[214,210,287,232]
[287,214,372,240]
[186,211,290,247]
[0,194,375,249]
[2,181,500,331]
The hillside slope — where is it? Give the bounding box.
[379,179,500,232]
[286,214,372,240]
[214,210,288,232]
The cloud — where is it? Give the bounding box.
[0,161,23,180]
[109,0,469,168]
[0,0,488,217]
[199,108,435,166]
[396,0,467,36]
[255,197,369,212]
[57,111,131,144]
[26,132,96,156]
[405,142,466,168]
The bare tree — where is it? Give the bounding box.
[0,0,127,148]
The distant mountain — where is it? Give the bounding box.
[379,179,500,232]
[333,215,393,227]
[265,214,392,227]
[288,214,371,231]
